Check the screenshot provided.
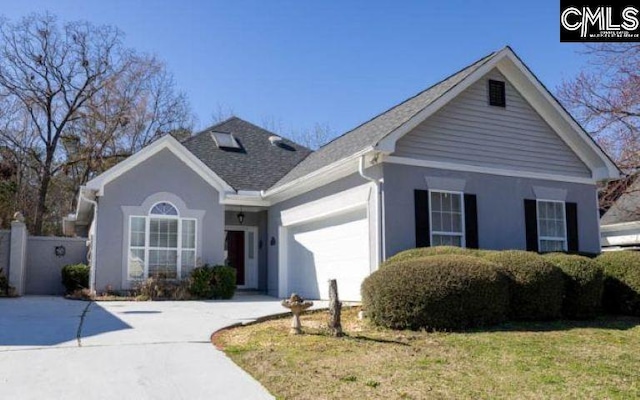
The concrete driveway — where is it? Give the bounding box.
[0,294,306,400]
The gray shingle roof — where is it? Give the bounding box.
[601,177,640,225]
[268,50,498,190]
[181,117,311,191]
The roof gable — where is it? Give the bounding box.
[85,134,234,197]
[268,47,619,193]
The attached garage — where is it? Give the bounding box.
[278,184,376,301]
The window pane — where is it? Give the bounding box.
[441,193,452,212]
[452,195,461,212]
[130,217,146,247]
[248,232,255,260]
[540,239,565,252]
[181,250,196,279]
[148,249,177,278]
[441,213,452,232]
[431,192,442,212]
[128,249,145,279]
[182,220,196,249]
[432,212,442,232]
[433,234,462,247]
[150,202,178,216]
[452,214,462,233]
[150,219,178,248]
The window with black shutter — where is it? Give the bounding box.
[488,80,506,107]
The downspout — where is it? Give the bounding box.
[79,190,98,295]
[358,155,385,267]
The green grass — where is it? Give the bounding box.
[214,308,640,399]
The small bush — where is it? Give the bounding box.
[189,266,216,298]
[385,246,479,264]
[544,253,603,319]
[361,255,509,330]
[61,264,90,294]
[188,265,236,299]
[0,268,9,296]
[597,251,640,316]
[212,265,236,299]
[483,251,564,320]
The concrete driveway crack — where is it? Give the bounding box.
[76,301,93,347]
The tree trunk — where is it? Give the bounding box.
[328,279,343,337]
[33,157,53,236]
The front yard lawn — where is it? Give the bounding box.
[214,307,640,399]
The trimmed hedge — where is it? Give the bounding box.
[61,264,90,294]
[361,255,509,330]
[188,265,236,299]
[544,253,603,319]
[483,251,564,320]
[385,246,478,264]
[597,251,640,316]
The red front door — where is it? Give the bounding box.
[227,231,245,285]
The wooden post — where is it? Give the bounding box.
[328,279,343,337]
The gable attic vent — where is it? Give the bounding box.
[488,80,506,107]
[211,131,241,149]
[269,135,283,146]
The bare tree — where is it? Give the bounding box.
[210,103,235,124]
[0,13,193,234]
[559,44,640,213]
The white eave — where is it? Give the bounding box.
[374,47,620,182]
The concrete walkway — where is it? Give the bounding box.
[0,294,317,400]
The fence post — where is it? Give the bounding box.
[8,215,27,296]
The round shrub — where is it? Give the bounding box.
[483,251,564,320]
[597,251,640,316]
[61,263,90,294]
[385,246,478,264]
[188,265,237,299]
[188,266,216,299]
[544,253,603,319]
[361,255,509,330]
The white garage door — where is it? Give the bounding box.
[287,208,370,301]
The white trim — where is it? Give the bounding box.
[601,221,640,232]
[385,156,596,184]
[536,199,568,252]
[224,225,259,289]
[86,135,234,197]
[428,190,466,248]
[278,226,288,298]
[280,183,372,227]
[375,47,619,181]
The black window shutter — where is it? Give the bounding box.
[524,199,539,252]
[464,194,479,249]
[414,190,430,247]
[566,202,579,253]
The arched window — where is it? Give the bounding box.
[150,202,179,216]
[128,201,196,281]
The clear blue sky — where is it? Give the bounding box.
[2,0,589,136]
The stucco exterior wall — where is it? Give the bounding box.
[95,148,225,292]
[25,236,88,295]
[266,166,382,297]
[383,163,601,258]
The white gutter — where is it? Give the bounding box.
[79,189,98,295]
[358,155,385,267]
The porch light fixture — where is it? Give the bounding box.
[237,211,245,225]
